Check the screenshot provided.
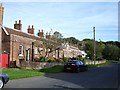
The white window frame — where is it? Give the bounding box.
[34,48,38,55]
[19,45,24,56]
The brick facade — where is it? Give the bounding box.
[2,25,59,67]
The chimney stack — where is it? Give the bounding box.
[0,3,4,25]
[14,20,22,30]
[38,29,44,38]
[27,25,34,34]
[46,32,51,39]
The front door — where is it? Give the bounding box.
[26,49,30,61]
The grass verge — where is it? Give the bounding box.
[3,68,44,80]
[39,65,64,73]
[2,65,64,80]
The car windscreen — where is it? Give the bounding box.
[66,61,77,64]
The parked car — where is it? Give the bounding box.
[0,73,9,88]
[64,60,88,73]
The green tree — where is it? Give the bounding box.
[83,39,105,60]
[63,37,80,45]
[53,31,63,39]
[96,42,105,58]
[102,44,119,60]
[84,39,94,59]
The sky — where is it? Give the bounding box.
[1,0,119,42]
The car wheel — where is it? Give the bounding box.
[0,78,4,88]
[76,68,80,73]
[84,67,88,71]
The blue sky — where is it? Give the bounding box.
[1,1,118,41]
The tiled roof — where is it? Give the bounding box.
[5,27,42,41]
[4,27,57,45]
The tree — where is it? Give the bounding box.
[96,42,105,58]
[84,39,94,59]
[63,37,79,45]
[102,44,119,60]
[53,31,63,39]
[83,39,105,59]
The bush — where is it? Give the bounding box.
[47,59,52,63]
[40,56,45,62]
[47,57,56,62]
[63,57,69,62]
[34,58,40,62]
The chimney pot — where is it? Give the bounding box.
[15,21,17,24]
[32,25,34,29]
[19,20,21,24]
[28,25,30,29]
[42,29,43,32]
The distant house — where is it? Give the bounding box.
[60,43,87,58]
[79,51,87,58]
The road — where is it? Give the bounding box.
[4,62,119,89]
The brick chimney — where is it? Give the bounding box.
[0,3,4,25]
[14,20,22,30]
[27,25,34,34]
[38,29,44,38]
[46,32,51,39]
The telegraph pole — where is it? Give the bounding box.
[93,27,96,65]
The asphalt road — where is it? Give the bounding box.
[4,62,119,89]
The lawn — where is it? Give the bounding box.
[2,68,44,80]
[2,65,64,80]
[39,65,64,73]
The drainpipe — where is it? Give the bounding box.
[32,42,34,62]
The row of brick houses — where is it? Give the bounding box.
[1,20,62,67]
[0,4,86,67]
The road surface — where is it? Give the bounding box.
[4,62,119,89]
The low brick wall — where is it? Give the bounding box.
[20,61,63,70]
[85,60,106,65]
[20,60,106,70]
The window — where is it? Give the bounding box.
[34,48,38,55]
[19,45,23,56]
[79,61,84,65]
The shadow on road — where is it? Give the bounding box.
[44,63,119,89]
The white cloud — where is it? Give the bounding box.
[2,2,118,41]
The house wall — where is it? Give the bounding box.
[9,34,44,67]
[61,43,81,58]
[2,29,10,53]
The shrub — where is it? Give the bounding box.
[40,56,45,62]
